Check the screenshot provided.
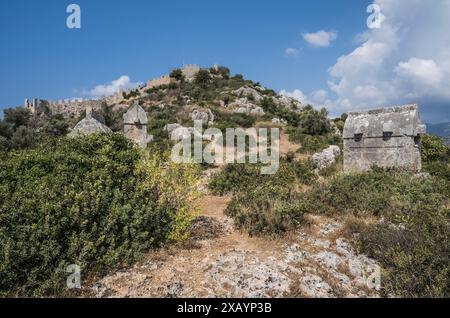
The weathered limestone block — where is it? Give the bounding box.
[312,146,341,170]
[343,104,426,172]
[69,107,112,137]
[123,102,152,148]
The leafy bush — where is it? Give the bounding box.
[305,168,448,217]
[423,160,450,182]
[0,133,199,296]
[421,134,449,162]
[212,112,256,130]
[225,185,307,236]
[295,106,330,136]
[352,198,449,298]
[194,69,212,88]
[169,68,184,82]
[302,168,449,297]
[286,128,341,154]
[208,158,316,196]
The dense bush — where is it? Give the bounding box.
[209,158,316,235]
[286,127,342,154]
[194,69,212,88]
[169,68,184,82]
[421,134,450,185]
[305,168,448,217]
[303,169,449,297]
[225,185,307,235]
[0,107,71,151]
[212,112,256,130]
[422,134,449,162]
[354,206,449,298]
[208,158,316,196]
[423,160,450,182]
[0,133,199,296]
[296,106,331,136]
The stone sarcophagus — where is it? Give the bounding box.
[343,104,426,172]
[123,102,152,148]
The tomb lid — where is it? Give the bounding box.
[123,102,148,125]
[343,104,425,139]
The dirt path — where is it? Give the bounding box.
[89,193,381,298]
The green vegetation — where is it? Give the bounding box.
[169,68,185,82]
[209,158,316,196]
[122,89,140,100]
[422,134,450,182]
[226,185,307,235]
[0,134,199,297]
[0,107,69,151]
[281,106,341,154]
[209,137,449,296]
[306,170,449,298]
[421,134,449,162]
[209,158,316,235]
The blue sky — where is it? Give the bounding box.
[1,0,449,123]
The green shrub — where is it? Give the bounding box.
[421,134,449,162]
[423,160,450,182]
[296,106,331,135]
[212,112,256,130]
[194,69,211,88]
[287,128,342,154]
[169,68,184,82]
[302,168,449,297]
[225,185,307,235]
[353,202,449,298]
[305,169,448,217]
[0,133,199,296]
[208,158,316,196]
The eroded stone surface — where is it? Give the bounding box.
[343,104,426,172]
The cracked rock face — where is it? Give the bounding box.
[90,216,381,299]
[208,251,291,298]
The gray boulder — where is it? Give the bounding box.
[190,109,215,125]
[312,145,341,170]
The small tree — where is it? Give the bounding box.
[194,69,211,88]
[170,68,185,82]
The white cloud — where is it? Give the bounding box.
[280,88,330,108]
[303,30,337,48]
[394,58,443,87]
[285,48,300,57]
[83,75,142,98]
[325,0,450,122]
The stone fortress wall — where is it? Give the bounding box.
[146,64,200,89]
[146,75,176,89]
[24,98,107,119]
[24,64,202,119]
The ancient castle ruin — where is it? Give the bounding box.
[146,76,177,89]
[181,64,200,82]
[24,97,106,120]
[343,104,426,172]
[146,64,200,89]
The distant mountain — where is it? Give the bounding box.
[427,122,450,137]
[427,122,450,144]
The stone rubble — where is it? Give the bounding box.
[312,145,341,170]
[91,216,381,298]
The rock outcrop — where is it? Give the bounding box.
[312,146,341,170]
